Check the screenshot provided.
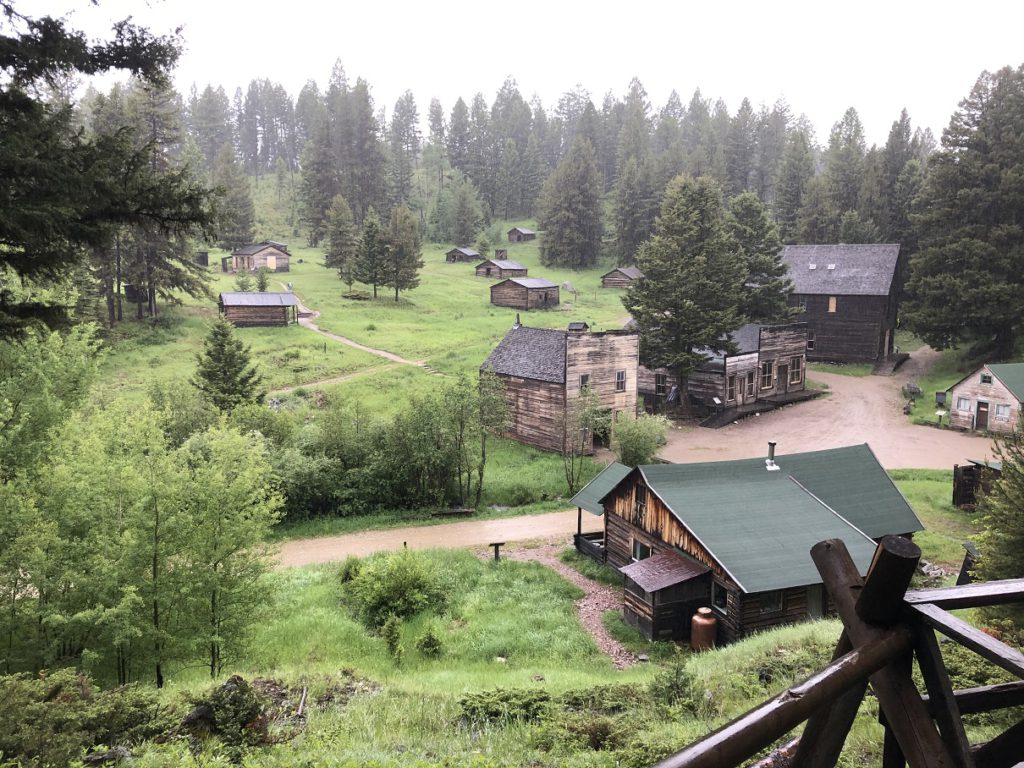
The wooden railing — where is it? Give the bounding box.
[654,536,1024,768]
[574,532,606,563]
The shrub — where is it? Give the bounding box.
[611,412,670,466]
[557,683,649,714]
[415,626,444,658]
[381,615,402,658]
[345,551,447,629]
[530,712,625,753]
[184,675,269,762]
[338,555,361,583]
[458,687,551,726]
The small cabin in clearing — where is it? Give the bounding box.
[601,266,645,288]
[475,259,528,279]
[490,277,559,310]
[947,363,1024,435]
[446,247,480,263]
[953,459,1002,508]
[507,227,536,243]
[575,443,923,643]
[218,292,298,327]
[224,241,291,273]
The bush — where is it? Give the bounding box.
[611,412,670,466]
[415,626,444,658]
[381,615,402,658]
[184,675,269,762]
[338,555,361,583]
[345,550,447,629]
[458,687,551,726]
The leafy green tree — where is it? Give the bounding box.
[563,387,610,494]
[234,271,253,292]
[212,145,255,251]
[727,192,791,323]
[611,412,669,466]
[622,175,744,394]
[354,208,387,299]
[384,204,423,302]
[476,369,509,508]
[904,65,1024,358]
[325,194,360,290]
[192,317,265,411]
[538,137,603,269]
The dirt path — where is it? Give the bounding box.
[268,363,400,395]
[660,347,997,469]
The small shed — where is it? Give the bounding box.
[228,241,291,273]
[218,292,298,327]
[601,266,645,288]
[953,459,1002,508]
[947,363,1024,434]
[475,259,528,279]
[507,227,536,243]
[490,277,559,310]
[446,247,480,263]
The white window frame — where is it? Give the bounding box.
[807,331,816,351]
[981,373,993,385]
[789,356,803,384]
[827,296,837,313]
[615,369,626,392]
[746,371,755,397]
[995,403,1011,421]
[956,397,972,412]
[631,539,651,562]
[760,361,774,390]
[727,375,737,402]
[655,373,667,397]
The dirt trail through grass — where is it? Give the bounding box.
[268,363,400,395]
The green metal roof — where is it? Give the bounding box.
[571,462,631,516]
[989,363,1024,401]
[612,445,923,593]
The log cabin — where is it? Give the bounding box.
[445,246,480,263]
[637,323,808,419]
[480,321,639,453]
[585,443,923,643]
[490,277,560,310]
[226,241,291,273]
[952,459,1002,508]
[507,226,536,242]
[946,363,1024,434]
[474,259,528,279]
[601,266,645,288]
[218,292,298,327]
[781,244,901,363]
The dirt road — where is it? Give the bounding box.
[660,348,996,469]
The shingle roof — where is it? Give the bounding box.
[781,244,901,296]
[603,266,645,280]
[481,326,566,383]
[219,292,298,307]
[231,242,289,256]
[602,444,921,593]
[570,462,632,516]
[476,259,527,270]
[620,550,710,592]
[508,277,557,289]
[988,363,1024,401]
[509,227,535,235]
[448,247,480,257]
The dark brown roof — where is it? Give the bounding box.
[603,266,645,280]
[619,550,710,592]
[481,326,566,383]
[232,241,290,257]
[781,244,901,296]
[219,292,298,307]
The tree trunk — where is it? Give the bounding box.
[115,237,123,322]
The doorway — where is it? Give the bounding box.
[977,401,990,431]
[777,364,788,395]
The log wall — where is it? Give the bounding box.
[220,304,291,327]
[792,293,893,362]
[601,271,635,288]
[497,375,565,452]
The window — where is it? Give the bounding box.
[996,404,1012,421]
[712,582,729,615]
[727,375,737,402]
[746,371,755,397]
[807,331,816,351]
[579,373,590,391]
[789,356,803,384]
[760,361,774,390]
[634,485,647,526]
[827,296,837,313]
[631,539,651,562]
[981,373,993,385]
[797,298,808,312]
[655,373,667,397]
[956,397,972,412]
[759,590,784,613]
[615,370,626,392]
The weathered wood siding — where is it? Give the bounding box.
[791,293,893,362]
[490,282,559,310]
[220,304,291,327]
[508,229,536,242]
[230,246,290,273]
[689,352,759,406]
[948,368,1020,434]
[756,324,807,397]
[526,287,559,309]
[601,270,635,288]
[476,262,527,279]
[565,332,639,414]
[736,588,812,638]
[497,375,565,452]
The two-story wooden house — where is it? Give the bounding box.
[781,244,901,363]
[580,443,922,643]
[480,320,639,453]
[947,362,1024,434]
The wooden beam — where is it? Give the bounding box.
[924,681,1024,716]
[911,603,1024,679]
[858,535,923,626]
[913,623,975,768]
[904,579,1024,610]
[970,717,1024,768]
[651,629,913,768]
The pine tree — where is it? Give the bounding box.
[354,208,387,299]
[192,317,264,412]
[298,115,339,246]
[612,156,657,263]
[622,175,744,392]
[538,137,603,269]
[724,97,756,196]
[384,204,423,302]
[325,194,359,290]
[823,107,866,216]
[212,145,255,251]
[727,192,791,323]
[775,130,815,243]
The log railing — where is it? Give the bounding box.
[654,536,1024,768]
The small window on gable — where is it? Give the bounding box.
[759,590,784,614]
[828,296,837,313]
[579,374,590,391]
[615,369,626,392]
[981,373,993,385]
[631,539,651,562]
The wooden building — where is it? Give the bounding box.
[588,443,923,643]
[218,292,298,327]
[446,246,480,263]
[781,244,901,363]
[637,323,808,416]
[475,259,528,279]
[947,363,1024,434]
[507,226,536,243]
[601,266,645,288]
[953,459,1002,508]
[224,241,291,273]
[480,321,639,453]
[490,277,559,310]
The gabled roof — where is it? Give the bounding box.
[601,444,921,593]
[508,227,536,235]
[967,459,1002,472]
[620,550,710,592]
[570,462,631,516]
[219,292,298,307]
[504,277,557,289]
[476,259,526,270]
[232,241,290,256]
[781,244,901,296]
[947,362,1024,402]
[481,325,566,383]
[448,247,480,257]
[603,266,645,280]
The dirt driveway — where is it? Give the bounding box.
[660,347,997,469]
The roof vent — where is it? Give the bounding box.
[766,441,781,472]
[827,264,836,270]
[808,263,817,270]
